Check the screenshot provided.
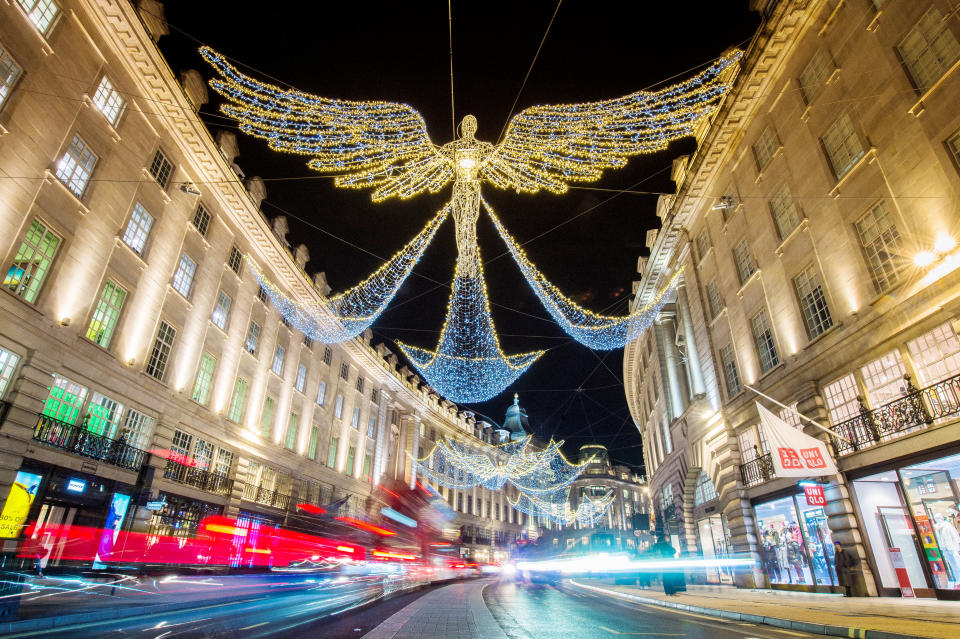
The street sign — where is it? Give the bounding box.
[803,484,826,506]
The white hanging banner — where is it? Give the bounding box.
[756,402,838,478]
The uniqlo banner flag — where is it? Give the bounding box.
[756,403,838,478]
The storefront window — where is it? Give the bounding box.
[900,454,960,590]
[755,495,828,586]
[697,514,731,584]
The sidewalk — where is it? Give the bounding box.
[572,578,960,639]
[363,578,506,639]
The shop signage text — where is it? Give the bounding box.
[803,484,826,506]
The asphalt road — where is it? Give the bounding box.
[5,577,823,639]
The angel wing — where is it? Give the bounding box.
[482,50,743,194]
[200,47,453,201]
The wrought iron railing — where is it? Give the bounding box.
[33,414,147,471]
[740,452,774,488]
[831,373,960,456]
[163,459,233,496]
[239,482,291,510]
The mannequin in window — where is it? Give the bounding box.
[934,512,960,585]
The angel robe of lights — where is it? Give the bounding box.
[201,47,743,403]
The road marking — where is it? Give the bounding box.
[598,627,684,636]
[241,622,268,630]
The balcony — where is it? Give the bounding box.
[740,452,774,488]
[163,459,233,496]
[831,373,960,456]
[33,414,147,472]
[240,482,291,509]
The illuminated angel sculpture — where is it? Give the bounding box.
[201,47,742,402]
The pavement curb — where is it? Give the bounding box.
[567,580,938,639]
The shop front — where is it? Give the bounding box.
[753,491,838,591]
[851,450,960,599]
[696,513,733,584]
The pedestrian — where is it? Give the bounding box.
[833,540,859,597]
[650,535,685,595]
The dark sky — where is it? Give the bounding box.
[158,1,760,470]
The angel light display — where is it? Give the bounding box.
[201,47,742,403]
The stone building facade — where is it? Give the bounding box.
[625,0,960,598]
[0,0,525,565]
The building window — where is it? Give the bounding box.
[719,344,741,397]
[769,185,801,241]
[295,363,307,392]
[0,347,21,399]
[370,388,379,404]
[119,409,154,449]
[259,395,276,438]
[211,290,232,330]
[694,471,717,506]
[0,46,23,110]
[285,413,299,450]
[367,416,376,438]
[17,0,60,36]
[192,204,211,237]
[752,126,778,171]
[346,446,356,476]
[706,279,724,319]
[356,376,364,393]
[733,239,757,285]
[308,426,320,460]
[334,393,344,419]
[323,347,333,365]
[92,75,125,125]
[898,8,960,93]
[227,246,243,275]
[351,405,360,429]
[145,321,176,381]
[823,373,859,424]
[192,352,216,405]
[5,220,60,304]
[798,48,832,104]
[821,113,865,179]
[907,322,960,385]
[340,362,349,380]
[303,335,312,349]
[122,203,153,256]
[793,264,833,339]
[751,309,780,373]
[281,315,291,329]
[271,345,285,376]
[855,201,902,293]
[172,253,197,298]
[148,149,173,189]
[949,130,960,172]
[327,436,339,468]
[363,453,372,480]
[256,285,268,303]
[85,279,126,348]
[778,402,803,429]
[227,377,248,423]
[316,380,327,406]
[85,391,124,437]
[41,375,87,425]
[243,320,260,356]
[695,231,710,263]
[861,350,907,407]
[55,135,97,198]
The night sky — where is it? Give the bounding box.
[158,1,760,471]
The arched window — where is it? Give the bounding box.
[694,471,718,506]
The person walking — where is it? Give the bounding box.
[651,535,686,595]
[833,540,859,596]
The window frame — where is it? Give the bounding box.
[121,203,154,257]
[0,42,24,111]
[192,204,211,237]
[16,0,61,37]
[91,74,125,126]
[145,320,176,381]
[5,218,62,304]
[85,278,127,349]
[55,134,98,199]
[148,148,174,190]
[211,290,232,331]
[171,252,197,299]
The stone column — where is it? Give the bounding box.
[408,414,421,489]
[655,314,687,420]
[372,390,391,482]
[796,381,878,596]
[677,284,706,396]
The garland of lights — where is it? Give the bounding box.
[510,488,615,527]
[485,198,683,350]
[413,435,606,524]
[202,45,743,401]
[250,207,448,342]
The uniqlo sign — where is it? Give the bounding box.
[804,484,826,506]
